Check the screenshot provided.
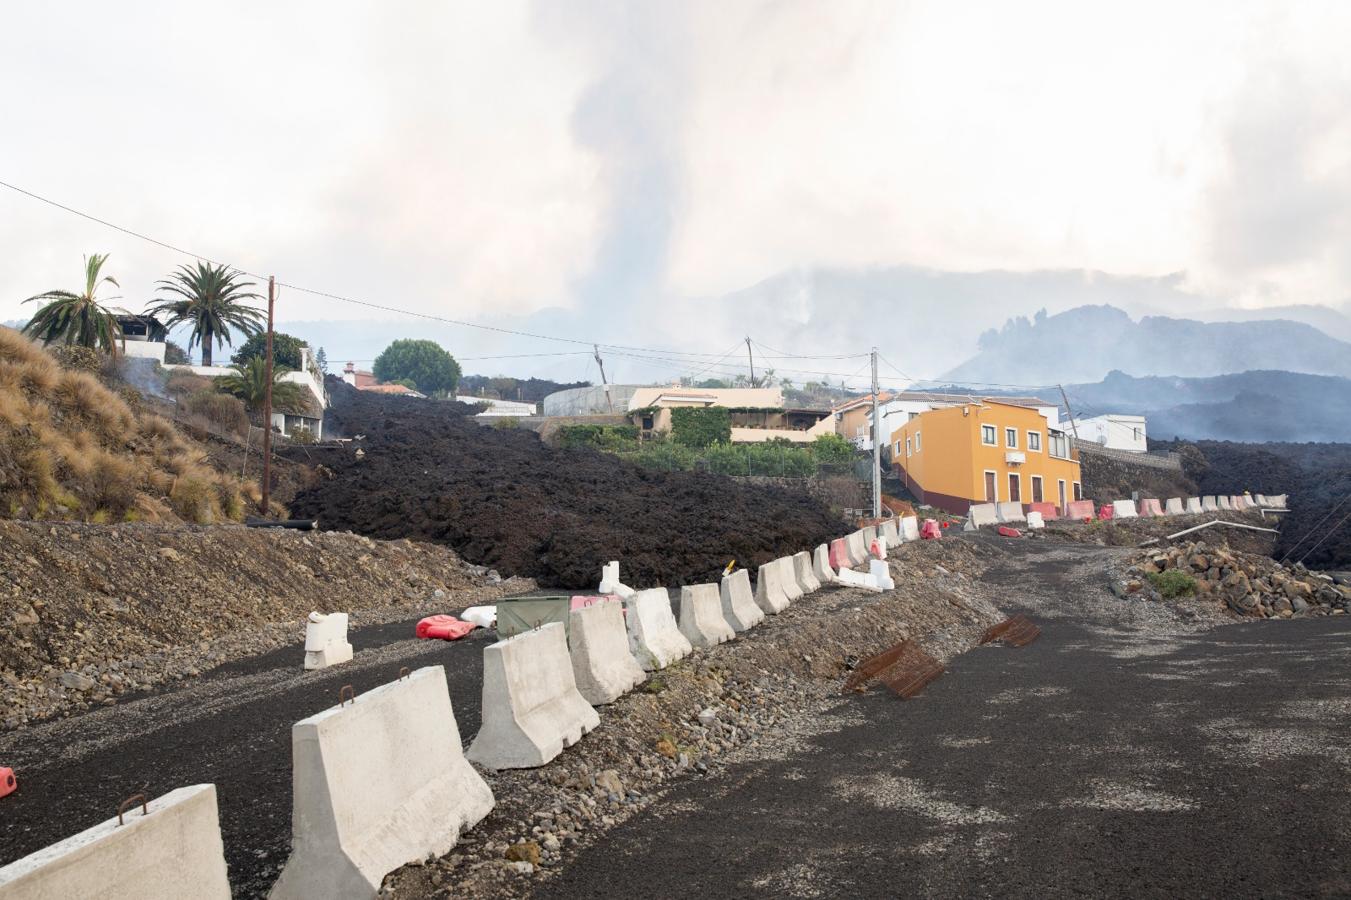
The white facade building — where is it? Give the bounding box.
[1067,414,1147,452]
[455,396,537,417]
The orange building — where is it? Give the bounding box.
[889,399,1082,515]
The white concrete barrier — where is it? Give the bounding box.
[777,557,805,602]
[598,561,636,599]
[1270,494,1288,509]
[1254,493,1269,506]
[968,504,998,528]
[1201,496,1218,512]
[1026,511,1044,530]
[1217,495,1233,510]
[568,601,645,705]
[1165,498,1184,515]
[836,567,882,592]
[792,551,821,594]
[304,612,353,671]
[1186,497,1203,514]
[720,570,765,632]
[1238,494,1254,509]
[995,501,1025,523]
[0,785,229,900]
[275,666,494,898]
[902,516,920,542]
[1112,499,1138,519]
[468,624,599,769]
[869,559,895,591]
[881,519,900,548]
[679,584,736,648]
[812,544,837,584]
[623,589,692,671]
[846,530,868,565]
[754,561,791,614]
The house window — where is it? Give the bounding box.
[1008,473,1021,502]
[1048,431,1069,458]
[1031,475,1043,503]
[1005,427,1017,448]
[908,411,920,420]
[914,432,921,452]
[895,440,903,455]
[1133,427,1142,441]
[981,425,996,446]
[1073,481,1083,501]
[641,415,654,430]
[1028,431,1042,451]
[905,437,912,457]
[1058,479,1067,511]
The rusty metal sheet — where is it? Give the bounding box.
[877,644,945,699]
[843,639,912,693]
[981,614,1040,647]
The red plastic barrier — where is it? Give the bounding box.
[920,519,942,540]
[1028,501,1060,521]
[1064,500,1095,520]
[415,615,478,641]
[829,538,850,568]
[870,539,884,559]
[997,526,1022,537]
[0,767,14,799]
[1138,498,1164,517]
[1097,505,1114,520]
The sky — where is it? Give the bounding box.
[2,1,1349,385]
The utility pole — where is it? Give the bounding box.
[871,347,881,519]
[1057,383,1081,441]
[594,344,613,412]
[745,336,756,387]
[261,275,276,515]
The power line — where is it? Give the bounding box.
[1279,490,1351,564]
[1295,501,1351,566]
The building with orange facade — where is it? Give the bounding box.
[889,398,1082,515]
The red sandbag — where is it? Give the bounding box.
[416,615,478,641]
[920,519,942,540]
[0,767,14,799]
[1097,504,1114,520]
[997,526,1022,537]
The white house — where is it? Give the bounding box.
[170,345,328,440]
[1067,414,1147,452]
[455,395,537,417]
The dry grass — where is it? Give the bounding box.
[0,326,255,524]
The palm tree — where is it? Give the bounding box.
[148,262,264,366]
[215,358,310,419]
[22,253,125,356]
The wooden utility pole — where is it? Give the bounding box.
[260,276,276,514]
[745,337,756,387]
[871,347,881,519]
[1057,383,1081,441]
[593,344,613,412]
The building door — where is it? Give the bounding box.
[1058,479,1067,512]
[984,471,997,503]
[1008,473,1021,502]
[1031,476,1043,503]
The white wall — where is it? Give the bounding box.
[1070,414,1147,452]
[119,339,165,363]
[167,364,326,412]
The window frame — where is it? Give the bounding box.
[1027,430,1042,452]
[1005,427,1017,448]
[981,424,997,446]
[914,431,921,452]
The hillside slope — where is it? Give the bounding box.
[0,327,257,524]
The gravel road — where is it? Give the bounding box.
[535,542,1351,899]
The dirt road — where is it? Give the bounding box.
[536,543,1351,899]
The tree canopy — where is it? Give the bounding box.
[147,262,264,366]
[372,339,460,396]
[231,331,309,371]
[22,253,125,356]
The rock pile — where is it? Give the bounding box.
[1119,541,1351,619]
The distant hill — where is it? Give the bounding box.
[940,305,1351,385]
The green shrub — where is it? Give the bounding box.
[558,424,639,450]
[670,407,731,448]
[1147,569,1197,598]
[810,432,857,466]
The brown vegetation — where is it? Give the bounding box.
[0,326,256,524]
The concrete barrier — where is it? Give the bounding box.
[679,584,736,648]
[275,666,494,897]
[1064,499,1095,520]
[792,551,821,594]
[777,557,805,602]
[0,785,229,900]
[598,561,635,599]
[1201,496,1218,511]
[1112,499,1138,519]
[720,570,765,632]
[812,544,837,584]
[1237,494,1254,509]
[846,530,868,566]
[901,516,920,541]
[836,567,882,592]
[568,601,645,705]
[303,612,353,671]
[468,624,599,769]
[862,526,878,556]
[968,503,998,528]
[1217,495,1233,510]
[1027,501,1059,521]
[623,589,692,671]
[996,501,1026,523]
[1026,511,1044,530]
[828,538,851,571]
[1165,497,1185,515]
[869,559,894,590]
[1270,494,1288,509]
[1186,497,1203,513]
[1138,498,1164,517]
[754,560,791,614]
[1254,493,1269,506]
[881,519,900,548]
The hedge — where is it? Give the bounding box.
[670,407,731,448]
